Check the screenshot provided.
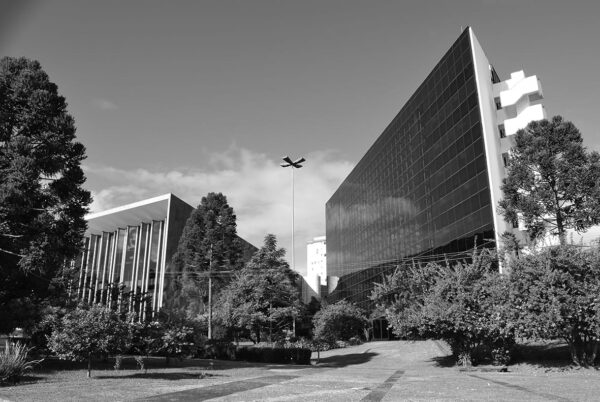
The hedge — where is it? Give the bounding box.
[235,346,311,365]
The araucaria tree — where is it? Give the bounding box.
[0,57,91,332]
[216,234,301,343]
[499,116,600,244]
[169,192,242,316]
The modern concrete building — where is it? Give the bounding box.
[74,193,255,317]
[307,236,327,285]
[326,27,546,310]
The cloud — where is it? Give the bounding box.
[83,147,354,275]
[92,98,118,111]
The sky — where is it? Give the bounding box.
[2,0,600,275]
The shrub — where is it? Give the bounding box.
[153,309,206,362]
[0,343,43,384]
[371,251,514,367]
[48,304,130,377]
[418,254,514,366]
[348,336,363,346]
[198,340,236,360]
[312,301,368,343]
[508,245,600,366]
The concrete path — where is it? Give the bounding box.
[144,341,600,401]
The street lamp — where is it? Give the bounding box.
[281,155,304,339]
[280,155,305,274]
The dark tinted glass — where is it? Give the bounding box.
[325,29,495,309]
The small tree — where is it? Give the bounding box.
[417,256,513,366]
[128,320,163,371]
[312,300,368,343]
[499,116,600,245]
[508,245,600,366]
[372,252,514,366]
[371,261,441,340]
[216,234,301,343]
[47,304,129,377]
[154,308,205,364]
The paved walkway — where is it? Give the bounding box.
[142,341,600,401]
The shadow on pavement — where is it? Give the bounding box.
[314,352,378,367]
[95,371,226,380]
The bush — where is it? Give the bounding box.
[48,304,130,377]
[348,336,363,346]
[198,340,236,360]
[371,251,514,367]
[508,245,600,366]
[235,346,311,365]
[312,301,368,343]
[153,309,206,362]
[0,343,43,384]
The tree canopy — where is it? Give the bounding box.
[371,252,513,366]
[216,234,301,343]
[499,116,600,244]
[169,192,242,316]
[508,245,600,366]
[312,300,368,343]
[0,57,91,332]
[47,304,129,377]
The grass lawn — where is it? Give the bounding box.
[1,341,598,401]
[0,355,282,401]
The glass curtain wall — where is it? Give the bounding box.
[326,29,495,309]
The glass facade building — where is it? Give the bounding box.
[326,27,545,310]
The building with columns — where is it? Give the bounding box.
[74,193,255,316]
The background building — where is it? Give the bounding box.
[74,193,256,316]
[307,236,327,283]
[326,27,545,309]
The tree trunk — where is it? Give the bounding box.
[555,206,566,245]
[589,341,598,366]
[87,354,92,378]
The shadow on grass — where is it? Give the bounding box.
[95,371,226,380]
[314,352,378,368]
[33,355,316,377]
[429,341,576,370]
[511,341,574,370]
[0,374,46,387]
[34,356,269,373]
[429,354,456,368]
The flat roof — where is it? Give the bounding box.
[86,193,175,235]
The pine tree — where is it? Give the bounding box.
[0,57,91,332]
[499,116,600,244]
[169,192,242,316]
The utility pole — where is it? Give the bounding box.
[208,244,213,340]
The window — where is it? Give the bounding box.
[502,152,509,167]
[494,97,502,110]
[498,124,506,139]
